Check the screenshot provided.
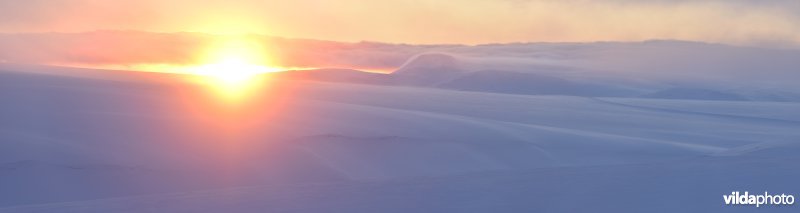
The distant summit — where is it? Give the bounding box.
[391,53,464,86]
[393,53,461,75]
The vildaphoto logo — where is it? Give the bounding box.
[724,191,795,207]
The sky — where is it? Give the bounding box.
[1,0,800,46]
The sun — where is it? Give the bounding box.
[192,37,280,100]
[196,56,271,84]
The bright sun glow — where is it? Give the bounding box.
[191,37,281,100]
[196,56,272,84]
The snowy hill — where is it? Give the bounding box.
[1,64,799,212]
[249,40,800,101]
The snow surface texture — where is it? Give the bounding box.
[1,42,799,212]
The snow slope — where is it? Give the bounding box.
[1,64,799,212]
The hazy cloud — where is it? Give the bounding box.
[0,31,430,71]
[0,0,799,46]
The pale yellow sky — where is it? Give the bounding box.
[1,0,799,46]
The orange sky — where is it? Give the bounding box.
[1,0,799,46]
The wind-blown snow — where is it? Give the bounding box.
[267,41,800,101]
